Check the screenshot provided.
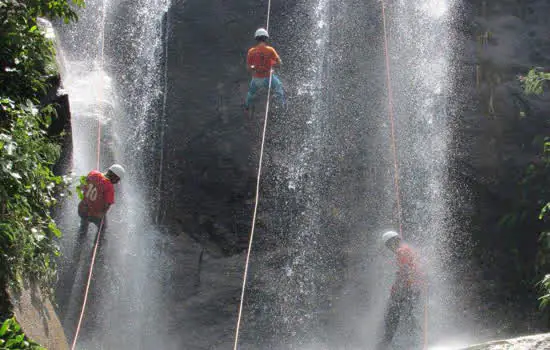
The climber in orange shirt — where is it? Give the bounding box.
[378,230,424,350]
[244,28,285,110]
[77,164,125,234]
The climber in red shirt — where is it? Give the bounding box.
[243,28,285,111]
[77,164,125,234]
[377,230,424,350]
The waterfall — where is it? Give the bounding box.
[388,0,467,347]
[50,0,470,348]
[251,0,466,348]
[54,0,172,348]
[279,0,331,344]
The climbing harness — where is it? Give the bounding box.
[70,1,108,349]
[380,1,429,348]
[233,1,274,349]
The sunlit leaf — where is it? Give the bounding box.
[0,318,11,337]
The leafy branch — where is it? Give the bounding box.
[520,68,550,96]
[0,0,83,296]
[519,67,550,308]
[0,317,45,349]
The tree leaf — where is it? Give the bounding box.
[0,318,12,337]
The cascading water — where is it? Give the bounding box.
[388,0,471,347]
[341,0,469,348]
[326,0,468,348]
[277,0,331,345]
[235,0,337,347]
[50,0,472,348]
[242,0,467,348]
[54,0,172,348]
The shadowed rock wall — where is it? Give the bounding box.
[451,0,550,334]
[156,0,550,346]
[10,284,70,350]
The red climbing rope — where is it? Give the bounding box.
[70,71,106,350]
[70,2,108,348]
[96,122,101,170]
[380,0,404,237]
[380,1,429,348]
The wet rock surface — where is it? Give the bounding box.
[159,0,550,346]
[462,333,550,349]
[452,0,550,335]
[51,0,550,348]
[10,283,70,350]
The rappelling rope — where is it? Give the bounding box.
[266,0,271,34]
[380,0,403,237]
[94,0,107,171]
[70,219,104,350]
[380,1,428,348]
[233,1,274,349]
[70,0,109,348]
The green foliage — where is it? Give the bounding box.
[520,68,550,96]
[0,0,83,295]
[538,274,550,309]
[22,0,85,23]
[0,98,65,292]
[0,317,45,349]
[76,175,87,200]
[519,68,550,308]
[538,202,550,308]
[0,1,84,102]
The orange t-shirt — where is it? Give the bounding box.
[247,45,281,78]
[393,244,423,292]
[78,170,115,218]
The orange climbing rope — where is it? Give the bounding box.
[380,1,429,348]
[69,76,106,348]
[70,2,108,349]
[380,0,404,237]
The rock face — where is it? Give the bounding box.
[161,0,294,253]
[462,333,550,349]
[451,0,550,334]
[38,18,73,176]
[49,0,550,348]
[9,284,69,350]
[158,0,550,346]
[46,78,72,176]
[161,0,384,345]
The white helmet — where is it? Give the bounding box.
[382,230,400,245]
[108,164,126,180]
[254,28,269,39]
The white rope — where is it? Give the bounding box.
[156,10,170,225]
[233,0,273,347]
[266,0,271,32]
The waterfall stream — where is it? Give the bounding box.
[51,0,470,348]
[55,0,172,348]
